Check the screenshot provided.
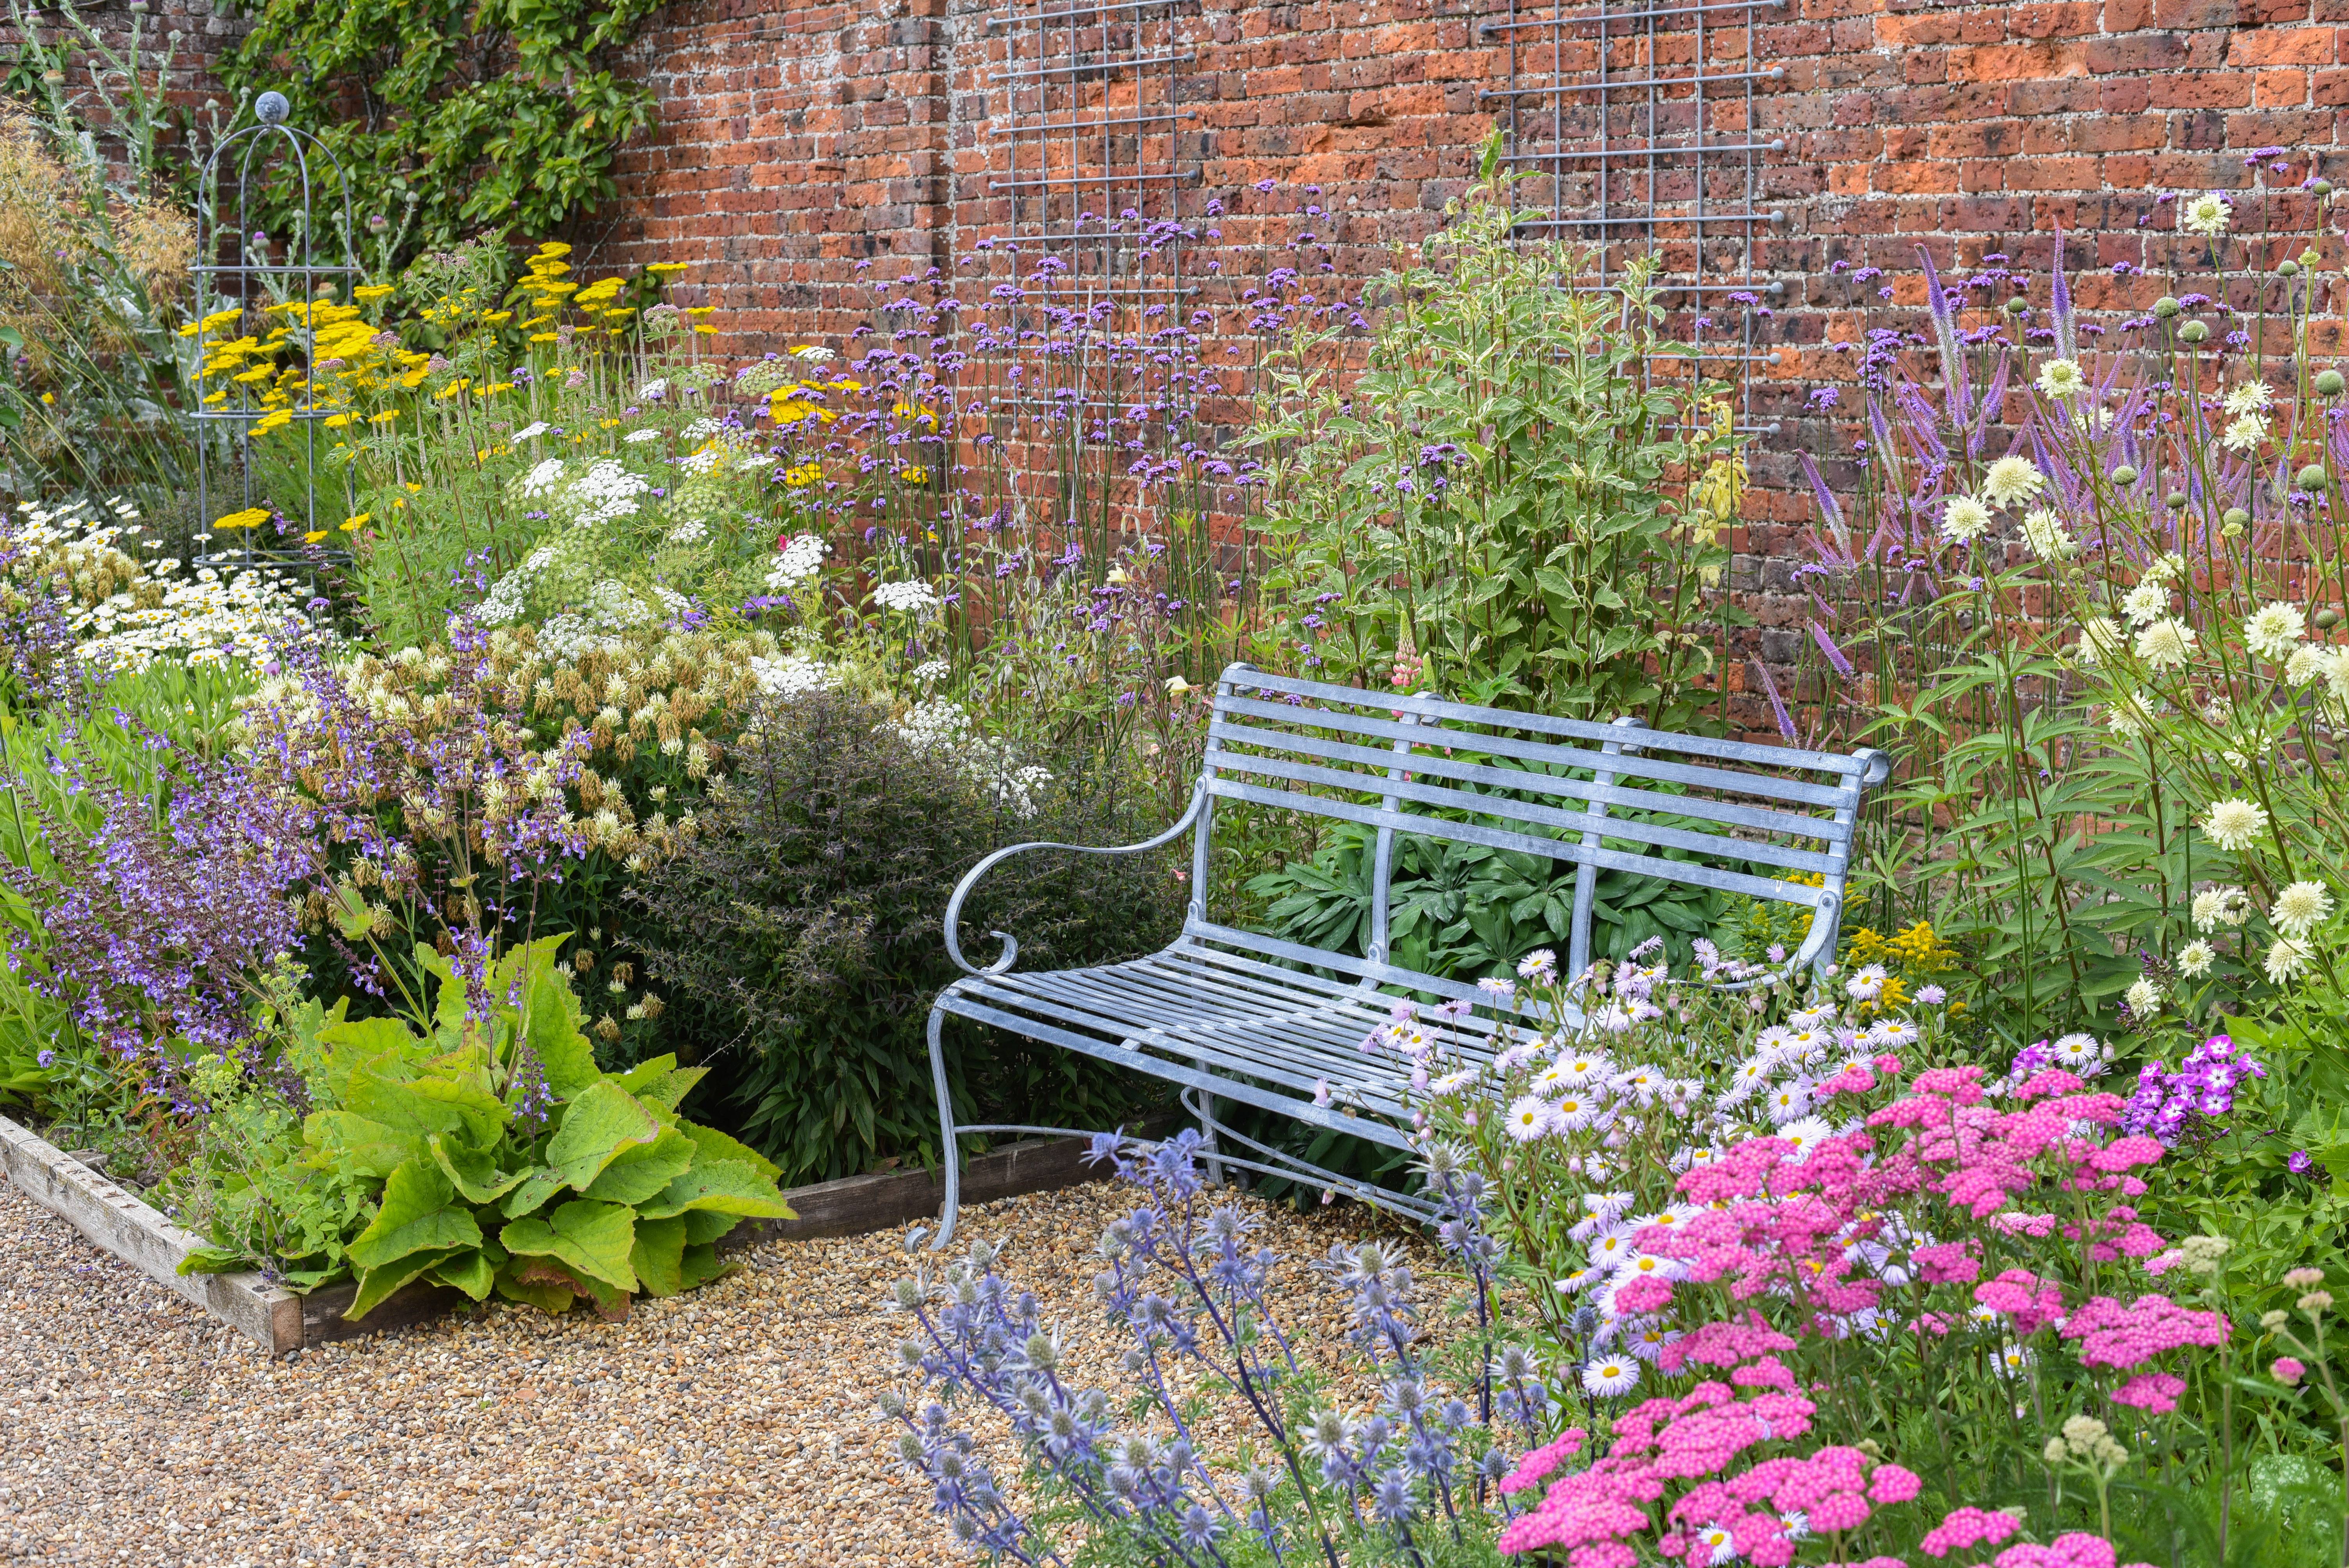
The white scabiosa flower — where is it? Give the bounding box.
[2074,615,2125,664]
[2176,940,2216,978]
[2221,413,2270,454]
[2243,602,2307,661]
[2124,977,2162,1017]
[2021,508,2078,561]
[2285,643,2335,684]
[2134,617,2198,669]
[2200,798,2271,853]
[2222,381,2274,416]
[2180,192,2232,236]
[2192,886,2254,930]
[2121,580,2171,626]
[1982,455,2046,509]
[1941,494,1994,543]
[2035,358,2087,399]
[2267,936,2312,985]
[2273,881,2335,939]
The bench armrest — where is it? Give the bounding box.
[943,784,1206,977]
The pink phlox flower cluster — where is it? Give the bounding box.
[1973,1268,2067,1334]
[1918,1505,2023,1557]
[2110,1371,2188,1413]
[1499,1426,1588,1495]
[2062,1294,2230,1370]
[1496,1457,1663,1556]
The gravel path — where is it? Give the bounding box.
[0,1168,1439,1567]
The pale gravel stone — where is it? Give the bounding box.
[0,1169,1444,1566]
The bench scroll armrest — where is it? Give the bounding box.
[943,784,1207,977]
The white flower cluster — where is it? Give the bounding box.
[71,563,314,675]
[1941,454,2048,546]
[873,579,942,617]
[766,533,829,592]
[538,579,666,663]
[564,459,654,526]
[749,652,831,701]
[892,699,1051,819]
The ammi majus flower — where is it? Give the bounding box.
[2179,192,2232,236]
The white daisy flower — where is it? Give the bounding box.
[2176,940,2216,978]
[2273,881,2334,939]
[2244,602,2308,661]
[2180,192,2232,236]
[1941,494,1994,543]
[1581,1356,1642,1397]
[2135,617,2198,668]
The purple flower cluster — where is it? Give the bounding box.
[2120,1033,2266,1146]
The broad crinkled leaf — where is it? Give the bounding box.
[347,1159,482,1274]
[311,1014,427,1106]
[675,1243,734,1294]
[499,1199,638,1293]
[429,1132,529,1206]
[301,1109,412,1179]
[349,1247,464,1320]
[676,1119,782,1182]
[346,1063,506,1154]
[501,1168,569,1220]
[495,1258,576,1315]
[630,1215,688,1297]
[615,1056,708,1116]
[545,1081,660,1192]
[428,1247,496,1302]
[634,1159,795,1222]
[683,1209,740,1248]
[581,1127,695,1206]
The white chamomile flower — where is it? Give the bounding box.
[1982,455,2047,509]
[1941,494,1994,543]
[1995,1343,2035,1379]
[1581,1357,1641,1398]
[2272,881,2334,939]
[2200,798,2271,853]
[2036,358,2087,399]
[1778,1116,1835,1160]
[2176,940,2217,978]
[2244,602,2307,661]
[2050,1032,2105,1070]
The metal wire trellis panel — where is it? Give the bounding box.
[1482,0,1789,431]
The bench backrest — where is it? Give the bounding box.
[1193,663,1887,988]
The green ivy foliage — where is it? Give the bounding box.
[220,0,667,263]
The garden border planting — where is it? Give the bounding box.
[0,1111,1134,1353]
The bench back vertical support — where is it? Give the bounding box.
[1567,715,1645,985]
[1363,695,1426,976]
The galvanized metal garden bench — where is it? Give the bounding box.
[922,663,1889,1247]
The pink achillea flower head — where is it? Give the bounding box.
[2275,1356,2307,1385]
[2109,1372,2187,1413]
[1917,1505,2024,1557]
[1499,1427,1588,1494]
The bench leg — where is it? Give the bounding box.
[927,1003,960,1252]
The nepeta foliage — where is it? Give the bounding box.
[881,1132,1546,1567]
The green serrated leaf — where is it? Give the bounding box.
[630,1215,688,1297]
[545,1080,661,1192]
[429,1132,528,1206]
[499,1198,638,1294]
[582,1126,695,1206]
[347,1160,481,1277]
[635,1159,795,1222]
[428,1247,496,1302]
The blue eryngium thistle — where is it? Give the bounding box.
[883,1128,1544,1565]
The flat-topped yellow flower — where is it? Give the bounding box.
[341,513,369,531]
[353,284,396,301]
[645,262,687,276]
[252,409,293,435]
[213,507,272,530]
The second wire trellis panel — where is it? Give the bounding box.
[1483,0,1789,429]
[983,0,1201,302]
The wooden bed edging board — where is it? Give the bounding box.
[2,1113,1153,1352]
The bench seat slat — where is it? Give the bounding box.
[1219,670,1873,777]
[1209,715,1851,842]
[1205,751,1845,877]
[1214,693,1857,808]
[1003,965,1395,1074]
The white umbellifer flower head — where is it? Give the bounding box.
[2176,939,2217,978]
[637,378,670,401]
[1941,495,1993,543]
[2075,616,2125,664]
[2244,602,2307,661]
[665,518,708,547]
[2180,192,2232,237]
[2222,381,2275,417]
[2267,936,2312,985]
[2121,580,2171,626]
[791,344,836,364]
[625,428,664,444]
[2201,798,2271,853]
[2134,617,2198,669]
[519,456,567,498]
[1982,455,2046,510]
[2273,881,2335,939]
[511,421,551,442]
[2124,977,2162,1017]
[2221,413,2270,454]
[765,533,830,592]
[1580,1356,1641,1398]
[873,579,942,617]
[2036,358,2087,399]
[2021,508,2078,561]
[2192,885,2254,931]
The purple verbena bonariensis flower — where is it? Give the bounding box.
[0,727,323,1075]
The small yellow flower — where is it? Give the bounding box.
[404,481,422,493]
[483,311,513,324]
[528,331,561,343]
[342,513,370,531]
[323,413,353,429]
[645,262,687,276]
[369,410,400,424]
[252,408,294,435]
[353,284,396,301]
[303,529,328,543]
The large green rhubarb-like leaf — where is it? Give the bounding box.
[346,1064,506,1153]
[676,1119,783,1181]
[499,1199,638,1294]
[347,1160,482,1274]
[629,1215,688,1298]
[301,1109,412,1179]
[581,1126,695,1206]
[349,1247,464,1320]
[428,1247,496,1302]
[614,1056,708,1116]
[544,1081,659,1192]
[428,1133,529,1206]
[635,1159,795,1222]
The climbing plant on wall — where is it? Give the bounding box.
[220,0,667,263]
